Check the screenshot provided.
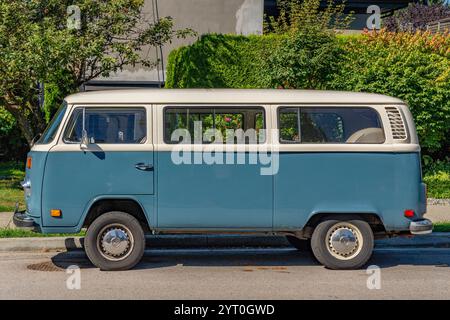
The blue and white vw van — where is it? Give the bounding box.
[14,89,431,270]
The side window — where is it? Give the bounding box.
[279,108,300,142]
[278,107,384,144]
[36,102,67,144]
[64,108,146,144]
[164,107,265,144]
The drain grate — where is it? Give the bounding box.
[27,261,64,272]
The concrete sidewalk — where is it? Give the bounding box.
[0,212,13,229]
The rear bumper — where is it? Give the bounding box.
[410,219,433,235]
[13,209,39,231]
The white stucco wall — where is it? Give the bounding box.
[101,0,264,84]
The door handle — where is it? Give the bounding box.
[135,163,153,171]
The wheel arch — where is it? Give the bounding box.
[301,212,386,238]
[82,197,151,233]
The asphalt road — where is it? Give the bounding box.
[0,247,449,299]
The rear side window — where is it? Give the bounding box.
[279,107,384,144]
[164,107,265,144]
[64,108,146,144]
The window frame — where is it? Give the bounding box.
[62,106,148,145]
[35,102,68,145]
[277,106,386,145]
[162,105,267,145]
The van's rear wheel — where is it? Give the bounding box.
[285,235,311,251]
[85,211,145,271]
[311,218,374,270]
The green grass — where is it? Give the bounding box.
[0,161,25,212]
[0,228,85,238]
[424,170,450,199]
[432,222,450,233]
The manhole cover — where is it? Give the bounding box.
[27,261,64,272]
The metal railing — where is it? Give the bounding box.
[427,17,450,33]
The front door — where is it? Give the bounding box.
[42,106,154,228]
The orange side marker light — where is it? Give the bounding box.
[50,209,62,218]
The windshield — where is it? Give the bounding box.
[36,102,68,144]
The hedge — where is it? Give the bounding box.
[166,32,450,157]
[166,34,281,89]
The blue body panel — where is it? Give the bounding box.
[274,152,425,231]
[40,151,154,229]
[156,152,273,229]
[25,148,425,234]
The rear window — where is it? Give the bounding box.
[279,107,385,144]
[63,107,146,144]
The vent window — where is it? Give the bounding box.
[385,107,407,140]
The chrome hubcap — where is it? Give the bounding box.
[97,224,134,261]
[326,223,362,260]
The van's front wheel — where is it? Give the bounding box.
[311,218,374,270]
[85,211,145,271]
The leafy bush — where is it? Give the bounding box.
[0,108,14,137]
[266,26,343,89]
[0,108,27,161]
[166,34,279,89]
[330,30,450,153]
[264,0,352,34]
[263,0,351,89]
[423,155,450,174]
[422,157,450,199]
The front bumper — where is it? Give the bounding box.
[13,208,39,231]
[410,219,433,235]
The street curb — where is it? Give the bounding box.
[0,233,449,252]
[0,237,84,252]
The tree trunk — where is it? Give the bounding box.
[3,104,39,146]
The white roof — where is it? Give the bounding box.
[65,89,404,105]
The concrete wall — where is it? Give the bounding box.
[101,0,264,84]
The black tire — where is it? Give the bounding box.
[285,235,311,251]
[85,211,145,271]
[310,218,374,270]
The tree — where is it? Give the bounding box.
[0,0,193,146]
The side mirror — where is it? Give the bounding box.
[30,133,42,147]
[80,129,89,150]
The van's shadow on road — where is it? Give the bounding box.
[50,246,450,271]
